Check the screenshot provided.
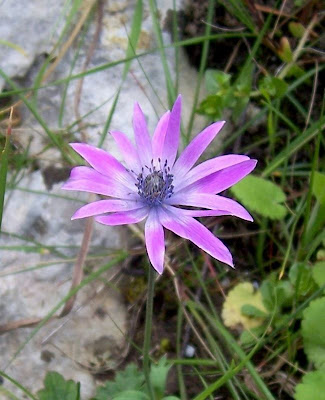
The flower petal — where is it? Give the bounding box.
[167,193,253,221]
[162,95,182,167]
[95,207,149,226]
[111,130,141,173]
[174,154,250,191]
[158,206,234,267]
[62,167,136,198]
[172,121,225,178]
[152,111,170,161]
[145,208,165,274]
[179,209,231,217]
[70,143,134,189]
[179,159,257,195]
[71,199,144,220]
[133,103,152,166]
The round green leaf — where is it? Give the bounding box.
[302,297,325,370]
[295,371,325,400]
[230,175,287,220]
[112,390,149,400]
[312,262,325,288]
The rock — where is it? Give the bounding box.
[0,170,125,399]
[0,0,207,398]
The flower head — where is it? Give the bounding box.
[62,95,256,274]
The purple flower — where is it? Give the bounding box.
[62,95,256,274]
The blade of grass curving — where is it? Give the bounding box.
[32,0,86,105]
[188,304,243,400]
[0,33,256,102]
[0,371,36,400]
[58,9,92,127]
[0,69,70,162]
[176,306,187,400]
[186,0,215,144]
[299,96,324,256]
[0,108,12,231]
[190,302,275,400]
[221,0,255,32]
[172,0,180,93]
[122,0,143,81]
[262,116,325,177]
[0,39,27,57]
[98,0,143,147]
[148,0,176,105]
[221,64,324,152]
[4,252,127,369]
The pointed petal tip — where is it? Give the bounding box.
[152,264,164,275]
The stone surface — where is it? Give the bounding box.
[0,0,206,398]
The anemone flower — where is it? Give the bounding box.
[62,95,256,274]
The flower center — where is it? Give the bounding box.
[136,160,174,206]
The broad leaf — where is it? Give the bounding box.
[312,262,325,288]
[301,297,325,370]
[150,356,172,399]
[313,172,325,204]
[37,371,80,400]
[295,371,325,400]
[230,175,287,220]
[222,282,267,330]
[95,364,144,400]
[112,391,149,400]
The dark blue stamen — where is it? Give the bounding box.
[135,160,174,206]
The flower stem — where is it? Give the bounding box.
[143,265,155,399]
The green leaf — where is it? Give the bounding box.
[37,372,80,400]
[222,282,267,330]
[313,172,325,204]
[204,69,231,94]
[312,262,325,287]
[295,371,325,400]
[230,175,287,220]
[278,37,293,62]
[241,304,268,318]
[289,22,306,38]
[240,325,266,346]
[95,364,144,400]
[289,263,315,297]
[197,95,224,120]
[301,297,325,370]
[150,356,172,398]
[0,123,10,231]
[112,391,149,400]
[259,76,288,99]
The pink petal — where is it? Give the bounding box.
[95,207,149,226]
[161,95,182,167]
[133,103,152,166]
[62,167,136,199]
[72,199,144,220]
[152,111,170,161]
[145,208,165,274]
[179,159,257,195]
[70,143,134,189]
[172,121,225,178]
[174,154,250,191]
[180,209,231,217]
[111,131,141,174]
[158,206,234,267]
[167,193,253,221]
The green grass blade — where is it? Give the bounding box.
[262,117,325,177]
[0,371,37,400]
[148,0,176,105]
[0,115,11,231]
[4,252,127,369]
